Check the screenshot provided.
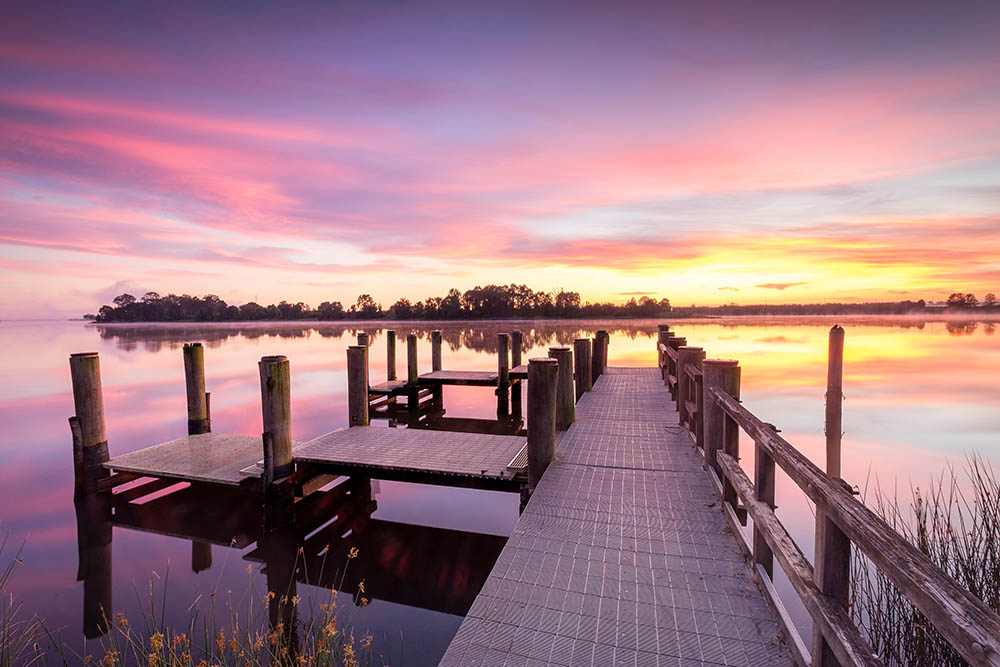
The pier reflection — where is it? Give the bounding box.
[74,475,507,640]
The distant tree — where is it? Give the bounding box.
[354,294,381,317]
[113,293,136,308]
[316,301,345,320]
[984,293,996,308]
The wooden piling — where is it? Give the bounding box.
[527,358,558,490]
[814,324,849,667]
[548,347,574,430]
[573,338,593,401]
[511,331,523,416]
[825,325,845,479]
[357,332,370,347]
[183,343,211,435]
[498,333,510,387]
[660,332,675,385]
[347,346,369,427]
[432,330,443,372]
[69,352,110,496]
[591,330,609,383]
[407,334,418,384]
[702,359,740,478]
[386,330,397,381]
[258,355,293,481]
[754,443,776,578]
[676,346,705,424]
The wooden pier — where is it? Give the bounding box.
[67,325,1000,666]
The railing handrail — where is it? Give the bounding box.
[708,385,1000,667]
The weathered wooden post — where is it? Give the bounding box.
[573,338,593,401]
[431,330,443,371]
[656,323,670,368]
[346,345,369,427]
[548,347,574,430]
[825,324,845,478]
[527,358,559,491]
[660,332,676,385]
[754,437,776,579]
[511,331,523,417]
[676,346,704,426]
[69,352,110,497]
[702,359,740,479]
[259,355,293,482]
[814,324,849,667]
[497,333,510,417]
[590,330,609,383]
[357,332,370,347]
[406,334,418,384]
[665,336,686,399]
[386,330,397,381]
[183,343,211,435]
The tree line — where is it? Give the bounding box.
[89,285,672,322]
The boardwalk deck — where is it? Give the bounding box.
[441,368,795,667]
[295,426,527,490]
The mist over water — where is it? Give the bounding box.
[1,317,997,663]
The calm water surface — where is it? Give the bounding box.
[1,318,998,664]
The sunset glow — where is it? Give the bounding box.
[3,2,1000,316]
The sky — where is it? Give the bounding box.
[2,1,1000,317]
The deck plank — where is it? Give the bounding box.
[419,370,499,386]
[440,367,795,666]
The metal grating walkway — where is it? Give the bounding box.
[441,367,795,666]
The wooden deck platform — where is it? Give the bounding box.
[294,426,527,490]
[104,433,263,486]
[419,370,500,386]
[510,364,528,380]
[441,368,795,667]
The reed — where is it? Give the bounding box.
[851,454,1000,666]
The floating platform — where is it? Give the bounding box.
[103,433,264,486]
[295,426,527,491]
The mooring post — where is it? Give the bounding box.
[676,346,705,425]
[497,333,511,417]
[386,330,397,381]
[69,352,110,497]
[357,332,370,347]
[665,336,686,399]
[813,324,849,667]
[527,358,559,491]
[347,345,369,427]
[511,330,523,416]
[591,330,609,384]
[259,356,293,482]
[573,338,593,401]
[406,334,418,384]
[548,346,575,430]
[702,359,740,480]
[431,330,443,371]
[183,343,211,435]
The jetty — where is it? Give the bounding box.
[66,325,1000,666]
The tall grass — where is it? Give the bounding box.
[851,455,1000,666]
[1,538,384,666]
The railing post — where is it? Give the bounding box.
[754,441,776,578]
[677,346,704,426]
[386,330,397,381]
[548,347,574,430]
[660,332,675,385]
[665,336,686,399]
[573,338,593,400]
[431,330,443,372]
[656,323,670,368]
[702,359,740,480]
[357,332,370,347]
[183,343,211,435]
[527,358,558,491]
[347,345,369,427]
[69,352,110,497]
[259,355,293,482]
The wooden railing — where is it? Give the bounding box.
[658,329,1000,667]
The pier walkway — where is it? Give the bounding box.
[441,367,794,667]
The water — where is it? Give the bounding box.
[1,317,998,664]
